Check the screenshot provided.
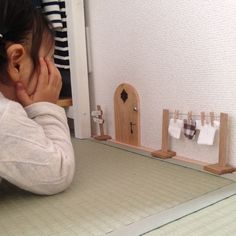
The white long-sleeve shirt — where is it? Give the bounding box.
[0,93,75,195]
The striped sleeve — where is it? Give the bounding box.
[41,0,63,29]
[42,0,70,69]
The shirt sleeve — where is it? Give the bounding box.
[41,0,63,29]
[0,101,75,195]
[25,102,71,145]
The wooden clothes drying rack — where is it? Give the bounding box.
[151,109,235,175]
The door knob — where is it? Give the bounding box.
[130,122,136,134]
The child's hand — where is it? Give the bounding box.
[16,58,62,107]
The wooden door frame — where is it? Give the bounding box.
[114,83,141,146]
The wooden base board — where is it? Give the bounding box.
[151,150,176,159]
[204,164,236,175]
[109,140,209,166]
[94,135,112,141]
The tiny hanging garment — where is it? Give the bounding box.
[196,120,220,130]
[168,118,183,139]
[183,119,196,140]
[197,121,220,145]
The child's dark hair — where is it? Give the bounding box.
[0,0,54,75]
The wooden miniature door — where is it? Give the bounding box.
[114,83,140,146]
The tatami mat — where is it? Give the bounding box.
[0,139,234,236]
[144,194,236,236]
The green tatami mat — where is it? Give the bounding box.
[144,194,236,236]
[0,139,234,236]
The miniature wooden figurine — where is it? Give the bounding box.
[92,105,111,141]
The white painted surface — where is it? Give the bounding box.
[66,0,91,138]
[85,0,236,165]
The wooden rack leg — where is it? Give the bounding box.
[204,113,235,175]
[151,109,176,159]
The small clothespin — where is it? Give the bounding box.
[187,111,192,122]
[201,112,205,126]
[210,112,214,127]
[174,110,179,123]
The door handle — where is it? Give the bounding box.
[130,122,136,134]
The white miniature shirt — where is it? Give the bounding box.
[168,118,184,139]
[196,120,220,146]
[0,93,75,195]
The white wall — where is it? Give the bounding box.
[85,0,236,165]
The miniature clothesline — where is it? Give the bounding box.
[169,111,220,118]
[170,110,220,127]
[151,109,235,175]
[168,118,219,145]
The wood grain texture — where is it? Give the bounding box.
[114,83,140,146]
[57,98,73,107]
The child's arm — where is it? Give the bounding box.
[0,99,75,195]
[0,58,75,195]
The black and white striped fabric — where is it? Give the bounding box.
[41,0,70,69]
[183,119,197,140]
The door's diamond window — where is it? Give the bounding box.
[121,89,128,103]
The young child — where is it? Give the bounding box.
[0,0,75,195]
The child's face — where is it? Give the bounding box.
[22,33,54,96]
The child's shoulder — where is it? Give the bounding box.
[0,92,10,106]
[0,93,11,115]
[0,93,26,118]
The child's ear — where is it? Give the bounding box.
[6,44,26,83]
